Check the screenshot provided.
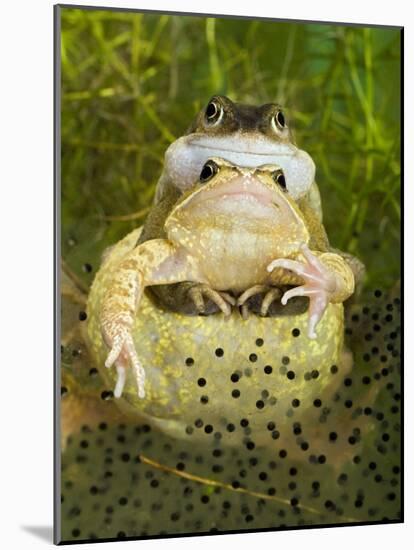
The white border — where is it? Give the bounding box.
[0,1,410,548]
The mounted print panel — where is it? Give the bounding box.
[55,4,402,544]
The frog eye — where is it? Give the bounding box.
[271,110,287,132]
[205,99,224,126]
[200,160,219,183]
[272,169,287,191]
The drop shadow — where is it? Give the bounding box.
[21,525,53,543]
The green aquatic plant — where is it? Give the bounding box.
[60,8,401,292]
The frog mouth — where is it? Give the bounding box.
[202,178,277,205]
[184,175,293,221]
[193,144,296,157]
[190,134,298,158]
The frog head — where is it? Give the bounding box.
[159,96,315,202]
[165,157,310,263]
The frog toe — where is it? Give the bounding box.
[280,284,329,339]
[104,335,125,369]
[114,363,127,398]
[188,285,206,313]
[103,329,146,399]
[306,292,329,339]
[260,287,282,316]
[189,284,233,316]
[124,337,146,399]
[219,291,237,306]
[237,284,269,307]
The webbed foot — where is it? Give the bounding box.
[267,244,337,339]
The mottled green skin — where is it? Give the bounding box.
[87,227,350,448]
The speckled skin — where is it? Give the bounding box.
[155,95,317,204]
[147,96,364,315]
[87,160,354,428]
[87,226,352,446]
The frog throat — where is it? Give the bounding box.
[163,134,316,199]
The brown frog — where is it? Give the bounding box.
[92,159,354,400]
[143,96,362,315]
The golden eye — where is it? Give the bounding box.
[200,160,219,183]
[272,169,287,190]
[205,99,223,126]
[271,110,287,132]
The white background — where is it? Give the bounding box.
[0,0,410,548]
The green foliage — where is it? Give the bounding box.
[60,8,401,291]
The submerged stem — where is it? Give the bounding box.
[138,453,359,522]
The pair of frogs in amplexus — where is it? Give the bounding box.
[99,95,363,398]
